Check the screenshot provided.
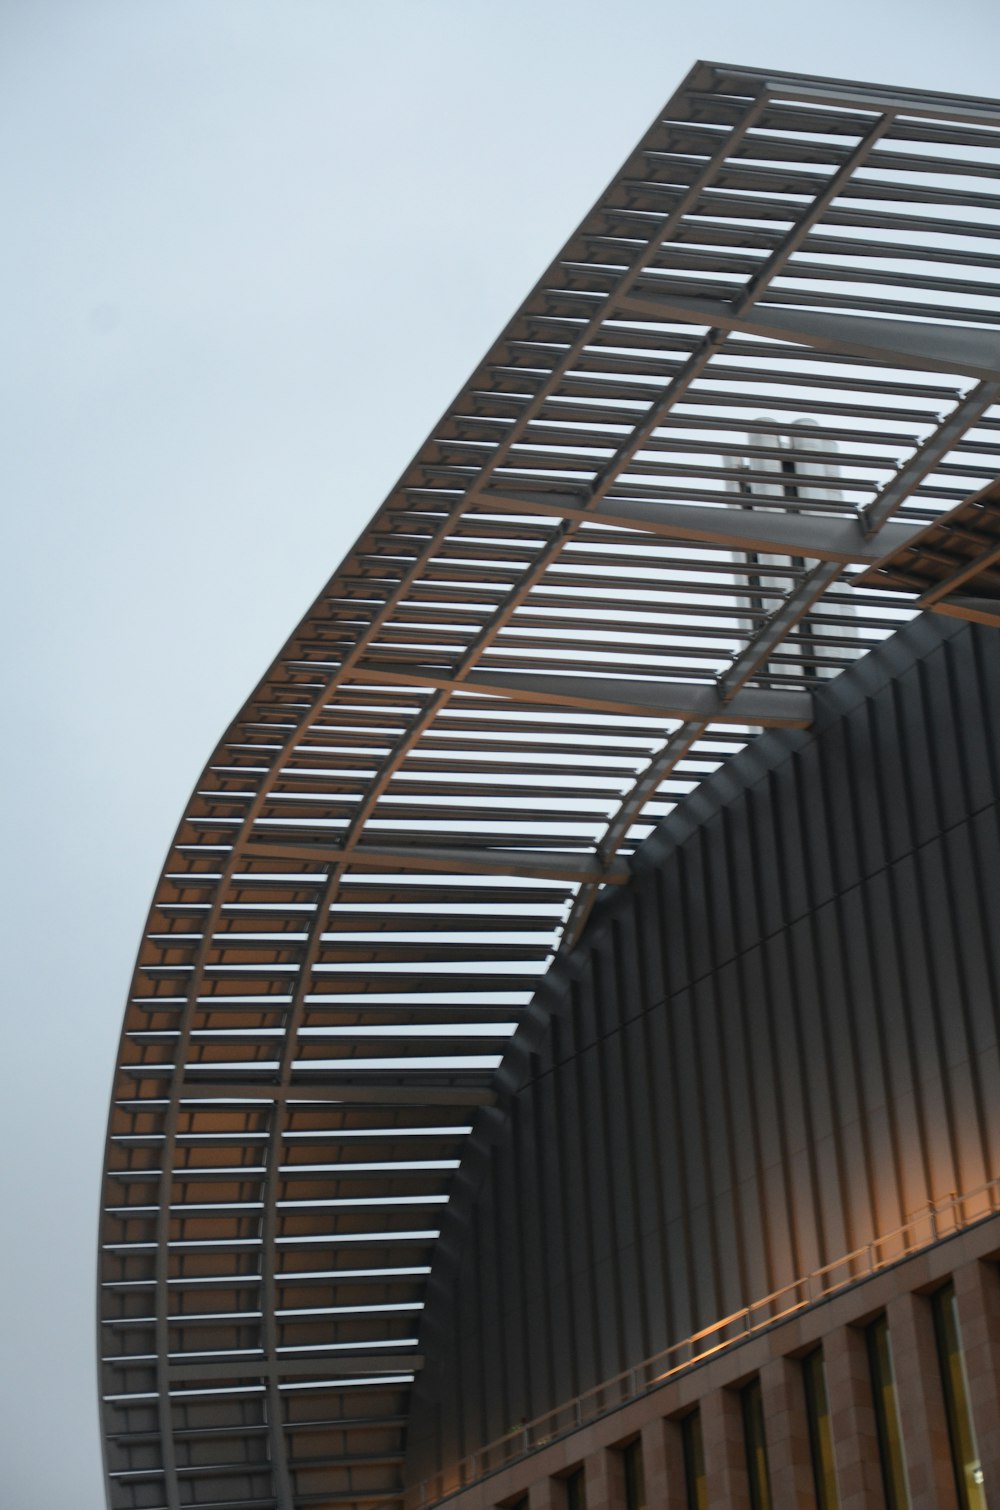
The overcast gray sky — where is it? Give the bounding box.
[2,3,998,1506]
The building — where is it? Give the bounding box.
[98,63,1000,1510]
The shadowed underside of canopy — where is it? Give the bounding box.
[99,60,1000,1510]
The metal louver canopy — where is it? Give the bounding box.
[854,475,1000,622]
[99,61,1000,1510]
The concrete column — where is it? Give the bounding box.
[701,1386,751,1510]
[953,1257,1000,1508]
[760,1355,816,1508]
[823,1324,884,1510]
[528,1474,559,1510]
[641,1415,687,1508]
[886,1289,958,1510]
[584,1446,623,1510]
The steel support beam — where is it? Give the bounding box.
[931,595,1000,628]
[719,561,843,702]
[917,539,1000,605]
[177,1081,499,1106]
[560,720,706,954]
[166,1355,423,1382]
[477,489,922,563]
[356,663,814,728]
[860,382,1000,535]
[615,291,1000,383]
[241,840,630,884]
[715,64,1000,129]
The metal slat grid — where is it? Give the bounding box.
[853,474,1000,621]
[99,61,1000,1510]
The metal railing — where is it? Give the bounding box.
[416,1175,1000,1506]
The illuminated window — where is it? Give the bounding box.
[802,1348,838,1510]
[741,1379,772,1510]
[932,1282,986,1510]
[622,1438,646,1510]
[681,1410,706,1510]
[866,1316,911,1510]
[564,1466,586,1510]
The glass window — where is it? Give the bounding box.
[866,1316,911,1510]
[682,1410,707,1510]
[932,1282,986,1510]
[564,1467,586,1510]
[622,1438,646,1510]
[802,1348,839,1510]
[741,1378,772,1510]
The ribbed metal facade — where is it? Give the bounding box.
[406,613,1000,1485]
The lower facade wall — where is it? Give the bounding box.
[409,1217,1000,1510]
